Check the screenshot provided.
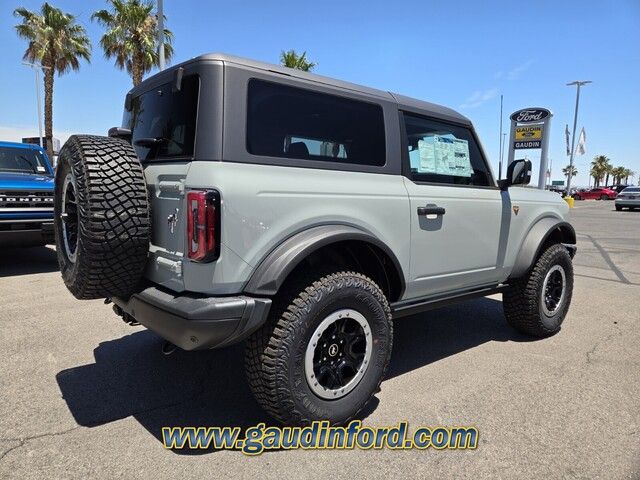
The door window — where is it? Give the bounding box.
[402,113,493,186]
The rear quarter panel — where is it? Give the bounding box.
[184,161,411,294]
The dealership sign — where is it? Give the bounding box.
[507,107,553,189]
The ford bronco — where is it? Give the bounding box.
[0,141,54,247]
[53,53,576,425]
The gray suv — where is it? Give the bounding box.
[53,53,576,425]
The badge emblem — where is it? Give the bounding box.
[513,206,520,216]
[167,208,179,233]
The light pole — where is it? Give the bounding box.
[158,0,165,71]
[565,80,592,194]
[500,132,507,177]
[22,62,48,148]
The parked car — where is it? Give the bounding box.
[572,187,617,200]
[615,186,640,211]
[0,141,54,247]
[53,53,576,425]
[608,184,634,194]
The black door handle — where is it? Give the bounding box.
[417,205,446,216]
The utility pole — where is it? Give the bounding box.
[158,0,165,71]
[22,62,47,148]
[498,94,504,179]
[565,80,592,194]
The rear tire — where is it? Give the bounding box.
[503,244,573,337]
[54,135,150,299]
[245,271,393,425]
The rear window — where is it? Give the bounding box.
[0,146,50,175]
[247,79,386,167]
[123,75,199,160]
[622,187,639,193]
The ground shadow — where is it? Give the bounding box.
[0,246,58,277]
[56,296,529,455]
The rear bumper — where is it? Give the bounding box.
[0,221,54,247]
[112,286,272,351]
[615,199,640,207]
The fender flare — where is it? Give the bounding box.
[243,224,405,297]
[509,218,576,279]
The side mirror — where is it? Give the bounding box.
[108,127,132,143]
[499,159,532,190]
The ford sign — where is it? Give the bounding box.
[510,108,551,123]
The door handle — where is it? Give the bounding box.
[417,205,446,216]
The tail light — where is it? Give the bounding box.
[186,190,219,262]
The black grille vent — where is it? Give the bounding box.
[0,191,54,209]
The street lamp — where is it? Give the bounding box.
[22,62,50,148]
[565,80,592,194]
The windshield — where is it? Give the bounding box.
[122,75,199,161]
[622,187,639,193]
[0,146,50,175]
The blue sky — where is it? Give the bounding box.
[1,0,639,186]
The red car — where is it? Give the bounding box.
[572,187,617,200]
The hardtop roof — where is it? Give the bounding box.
[140,52,472,126]
[0,141,44,151]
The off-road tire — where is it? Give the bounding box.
[54,135,150,299]
[503,243,573,337]
[245,271,393,425]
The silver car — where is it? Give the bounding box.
[615,186,640,211]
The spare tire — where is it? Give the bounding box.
[54,135,150,299]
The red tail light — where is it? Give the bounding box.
[186,190,219,262]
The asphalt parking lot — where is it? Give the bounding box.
[0,200,638,479]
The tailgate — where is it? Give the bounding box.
[143,162,190,292]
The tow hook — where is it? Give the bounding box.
[162,341,177,356]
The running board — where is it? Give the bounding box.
[391,284,508,319]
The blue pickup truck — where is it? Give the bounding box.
[0,141,55,247]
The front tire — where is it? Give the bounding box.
[245,271,393,425]
[615,205,623,211]
[503,244,574,337]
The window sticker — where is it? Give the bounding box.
[416,135,472,177]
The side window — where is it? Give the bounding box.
[402,113,493,186]
[247,79,386,167]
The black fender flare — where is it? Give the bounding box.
[243,224,405,297]
[509,218,576,279]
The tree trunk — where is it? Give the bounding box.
[132,57,143,87]
[43,66,54,159]
[605,172,609,185]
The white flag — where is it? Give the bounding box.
[565,124,571,156]
[575,127,586,156]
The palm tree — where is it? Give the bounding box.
[562,164,578,179]
[590,155,610,187]
[611,166,627,184]
[92,0,174,86]
[14,3,91,159]
[280,50,316,71]
[624,169,635,184]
